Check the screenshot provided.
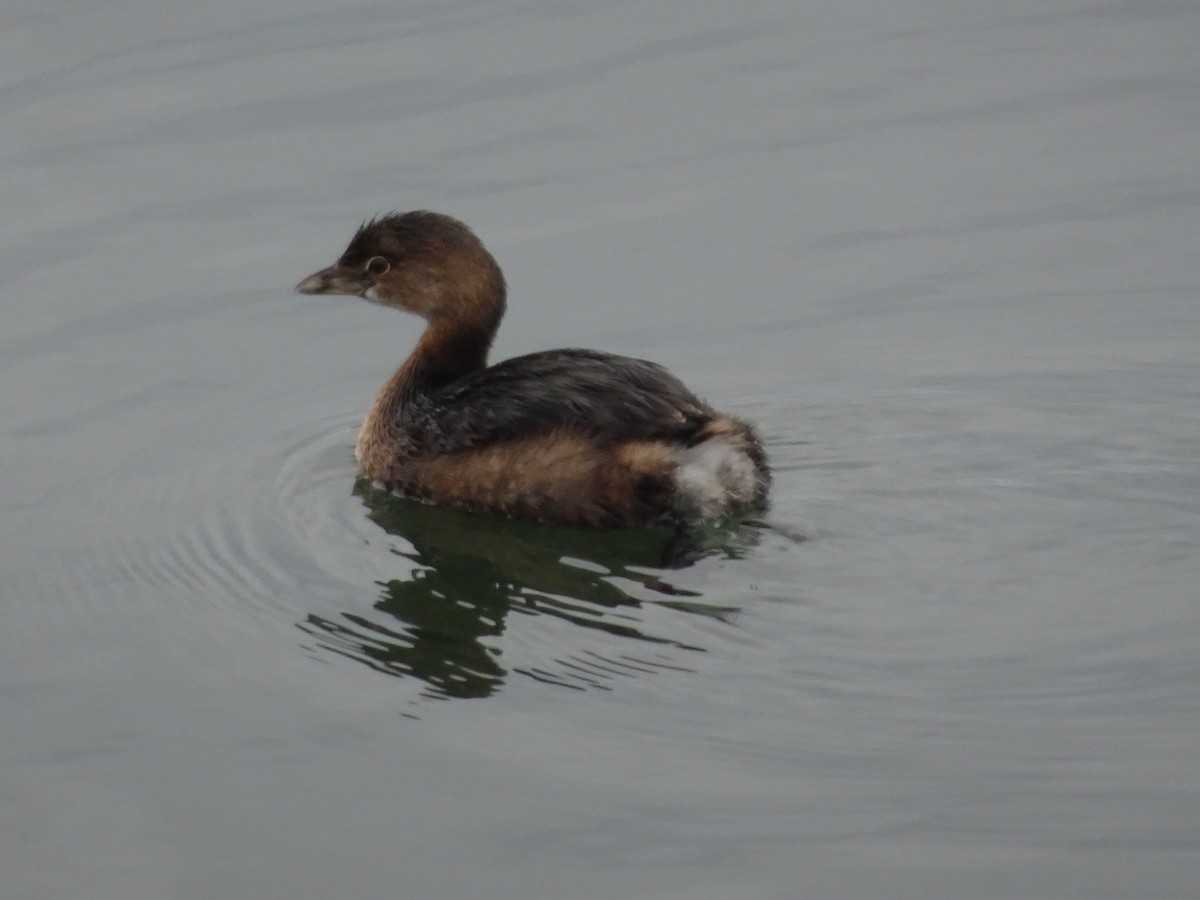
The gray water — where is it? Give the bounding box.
[3,1,1198,897]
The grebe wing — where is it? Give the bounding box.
[400,349,713,455]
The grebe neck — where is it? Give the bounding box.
[356,307,502,470]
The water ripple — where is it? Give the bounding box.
[55,406,780,704]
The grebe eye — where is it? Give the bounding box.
[365,256,390,276]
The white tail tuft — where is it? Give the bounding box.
[673,437,760,521]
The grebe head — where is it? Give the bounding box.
[295,210,505,323]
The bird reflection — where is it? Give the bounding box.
[298,479,763,701]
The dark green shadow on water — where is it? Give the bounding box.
[297,479,766,702]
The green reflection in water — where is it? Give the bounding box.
[299,480,761,701]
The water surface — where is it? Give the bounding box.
[2,1,1198,897]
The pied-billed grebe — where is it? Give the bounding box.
[295,211,770,527]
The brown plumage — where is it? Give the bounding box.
[296,211,770,527]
